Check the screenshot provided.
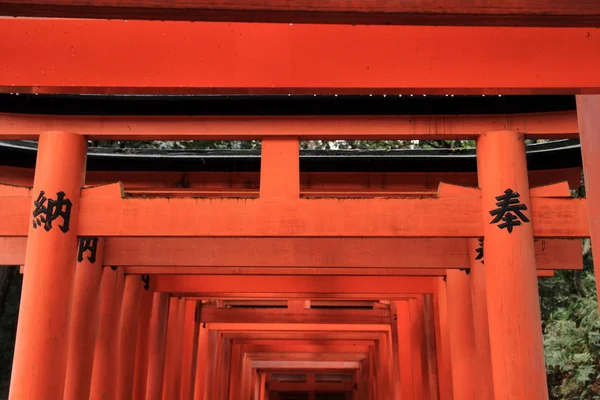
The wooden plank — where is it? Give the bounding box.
[107,238,471,268]
[267,381,354,392]
[200,307,390,325]
[2,235,580,270]
[210,323,391,332]
[1,20,600,94]
[191,293,417,300]
[0,111,578,140]
[121,267,568,276]
[86,197,589,237]
[0,167,583,198]
[152,275,437,294]
[0,196,588,237]
[1,0,599,27]
[252,361,360,369]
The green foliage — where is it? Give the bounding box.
[542,251,600,399]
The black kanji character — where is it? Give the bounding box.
[141,274,150,290]
[475,237,484,263]
[78,237,99,263]
[32,190,72,233]
[489,188,530,233]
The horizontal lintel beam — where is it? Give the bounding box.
[267,381,354,392]
[153,275,438,294]
[0,196,588,237]
[1,20,600,94]
[0,111,578,140]
[200,307,390,325]
[2,0,600,26]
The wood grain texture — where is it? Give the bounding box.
[1,0,600,26]
[1,20,600,94]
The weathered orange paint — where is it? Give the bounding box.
[408,298,425,400]
[161,297,181,400]
[393,301,415,400]
[0,111,579,140]
[8,131,87,400]
[0,236,582,270]
[63,238,104,400]
[0,193,589,238]
[260,137,300,198]
[477,131,548,399]
[446,270,477,400]
[0,165,583,198]
[577,95,600,312]
[193,322,210,400]
[433,278,454,400]
[145,293,169,400]
[116,275,143,400]
[153,275,437,295]
[90,267,125,400]
[133,286,154,400]
[1,20,600,94]
[180,300,198,400]
[467,239,495,399]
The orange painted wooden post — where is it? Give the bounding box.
[376,330,394,398]
[259,373,267,400]
[64,237,104,400]
[161,296,181,400]
[145,293,170,400]
[181,300,199,400]
[260,136,299,198]
[445,270,477,400]
[133,282,154,400]
[203,330,220,399]
[477,130,548,399]
[423,294,440,400]
[433,279,453,400]
[389,301,405,400]
[193,322,210,400]
[90,266,125,400]
[217,333,232,400]
[228,342,243,399]
[240,353,254,399]
[576,95,600,309]
[394,301,415,400]
[116,274,143,400]
[251,368,259,400]
[9,131,87,400]
[468,238,495,399]
[408,298,425,400]
[173,298,187,395]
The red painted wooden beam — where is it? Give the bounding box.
[1,20,599,94]
[0,111,579,140]
[1,0,599,27]
[152,275,437,294]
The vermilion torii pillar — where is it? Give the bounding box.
[9,131,87,400]
[576,95,600,310]
[64,237,104,400]
[477,131,548,399]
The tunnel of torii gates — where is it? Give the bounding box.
[1,7,600,400]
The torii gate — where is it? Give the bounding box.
[0,2,599,400]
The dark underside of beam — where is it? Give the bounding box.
[0,94,581,172]
[0,139,582,173]
[0,94,576,116]
[1,1,600,27]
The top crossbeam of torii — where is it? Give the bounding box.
[0,19,599,95]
